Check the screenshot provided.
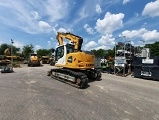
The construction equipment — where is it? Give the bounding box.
[101,58,107,73]
[3,48,21,61]
[0,48,11,65]
[41,56,51,64]
[100,56,114,74]
[0,55,11,65]
[28,53,40,67]
[4,48,10,56]
[47,32,101,88]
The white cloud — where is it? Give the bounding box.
[31,11,41,20]
[38,21,51,29]
[98,34,115,46]
[45,0,69,22]
[52,27,57,35]
[52,24,71,35]
[76,0,103,23]
[96,4,102,14]
[78,5,89,20]
[134,13,139,17]
[50,37,54,41]
[47,41,51,47]
[95,45,110,50]
[0,1,70,34]
[83,39,111,50]
[84,24,95,34]
[34,45,42,52]
[0,1,40,34]
[142,0,159,17]
[13,40,24,49]
[57,28,69,33]
[130,41,134,46]
[52,26,72,39]
[142,30,159,42]
[120,28,159,44]
[83,41,98,50]
[123,0,130,5]
[95,12,124,34]
[121,28,148,39]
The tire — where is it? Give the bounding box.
[95,70,102,81]
[76,77,88,89]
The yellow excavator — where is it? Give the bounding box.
[4,48,10,56]
[47,32,101,88]
[0,48,11,65]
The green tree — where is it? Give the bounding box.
[0,43,20,55]
[12,46,20,55]
[106,49,114,58]
[0,44,9,55]
[22,44,34,59]
[36,49,51,56]
[91,49,107,57]
[145,41,159,57]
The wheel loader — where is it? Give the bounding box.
[41,56,50,64]
[28,53,40,67]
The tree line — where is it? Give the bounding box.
[0,41,159,59]
[91,41,159,58]
[0,44,52,59]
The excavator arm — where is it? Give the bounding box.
[56,32,83,51]
[4,48,10,56]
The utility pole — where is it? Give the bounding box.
[11,39,14,67]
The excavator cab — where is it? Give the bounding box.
[55,43,95,69]
[55,44,73,64]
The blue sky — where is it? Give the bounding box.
[0,0,159,52]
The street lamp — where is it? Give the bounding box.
[11,39,14,67]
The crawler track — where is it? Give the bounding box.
[48,68,88,89]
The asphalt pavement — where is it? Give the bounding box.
[0,64,159,120]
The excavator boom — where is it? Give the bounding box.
[56,32,83,51]
[4,48,10,56]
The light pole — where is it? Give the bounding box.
[11,39,14,67]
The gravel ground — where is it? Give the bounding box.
[0,64,159,120]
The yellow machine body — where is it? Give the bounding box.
[54,32,95,70]
[55,51,94,69]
